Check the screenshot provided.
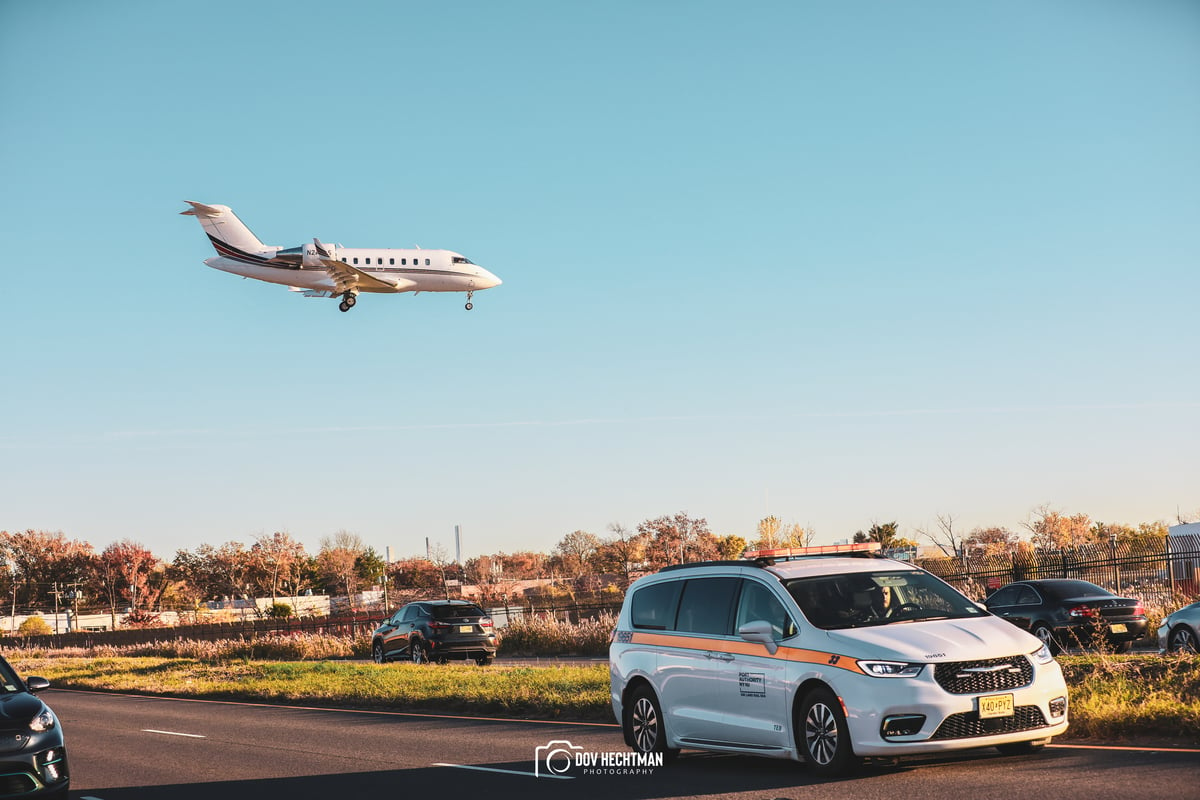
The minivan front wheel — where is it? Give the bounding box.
[798,687,860,776]
[624,686,678,762]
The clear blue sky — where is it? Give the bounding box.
[2,0,1197,561]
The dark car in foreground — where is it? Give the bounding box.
[1158,600,1200,653]
[371,600,497,665]
[0,656,69,799]
[984,579,1147,654]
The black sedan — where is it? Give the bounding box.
[984,579,1148,655]
[0,656,69,799]
[371,600,497,666]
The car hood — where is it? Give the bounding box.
[0,692,45,724]
[823,615,1042,663]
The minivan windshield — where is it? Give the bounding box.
[785,570,986,630]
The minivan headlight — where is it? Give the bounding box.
[1031,643,1054,665]
[29,709,55,732]
[858,660,924,678]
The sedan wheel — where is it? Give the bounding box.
[1170,626,1198,653]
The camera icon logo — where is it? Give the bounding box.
[534,739,583,778]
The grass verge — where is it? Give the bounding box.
[9,652,1200,742]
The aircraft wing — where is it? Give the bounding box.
[303,239,410,294]
[321,259,403,294]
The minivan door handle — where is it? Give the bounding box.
[707,651,735,662]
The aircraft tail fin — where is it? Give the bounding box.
[180,201,275,257]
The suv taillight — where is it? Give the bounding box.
[479,618,493,628]
[428,621,451,630]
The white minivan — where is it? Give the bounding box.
[609,548,1069,775]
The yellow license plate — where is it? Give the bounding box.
[979,694,1015,719]
[1110,623,1127,633]
[459,625,474,633]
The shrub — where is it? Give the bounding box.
[497,613,615,657]
[267,603,294,620]
[16,617,52,637]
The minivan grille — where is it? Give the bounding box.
[933,656,1033,694]
[931,705,1048,740]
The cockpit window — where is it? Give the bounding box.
[451,256,474,264]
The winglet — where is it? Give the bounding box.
[180,200,224,217]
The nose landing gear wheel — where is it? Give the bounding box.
[465,290,474,311]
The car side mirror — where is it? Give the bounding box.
[25,677,49,694]
[738,620,779,655]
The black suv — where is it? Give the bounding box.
[0,656,70,799]
[372,600,497,666]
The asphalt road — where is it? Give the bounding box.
[49,689,1199,800]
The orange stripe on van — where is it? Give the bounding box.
[626,631,865,674]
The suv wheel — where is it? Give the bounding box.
[372,641,385,664]
[798,687,860,776]
[624,686,678,761]
[410,639,429,664]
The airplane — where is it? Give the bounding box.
[181,201,501,312]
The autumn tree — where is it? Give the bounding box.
[550,530,602,578]
[170,541,254,601]
[717,534,748,560]
[249,531,308,603]
[962,526,1023,557]
[638,512,719,569]
[94,540,165,627]
[316,530,365,598]
[1024,505,1093,550]
[0,529,95,608]
[592,524,648,589]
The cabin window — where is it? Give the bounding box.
[425,258,430,266]
[353,257,359,264]
[389,258,394,265]
[377,258,383,265]
[402,258,407,265]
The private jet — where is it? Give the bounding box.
[181,201,501,312]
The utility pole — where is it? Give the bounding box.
[50,583,64,635]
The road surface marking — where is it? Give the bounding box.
[435,762,573,779]
[142,729,206,738]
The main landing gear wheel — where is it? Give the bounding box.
[339,292,357,312]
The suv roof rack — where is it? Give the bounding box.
[658,559,767,573]
[743,542,884,563]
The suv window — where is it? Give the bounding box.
[401,605,423,622]
[433,604,484,619]
[676,577,739,635]
[735,580,796,639]
[631,580,682,630]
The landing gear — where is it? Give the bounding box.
[465,291,474,311]
[338,292,357,313]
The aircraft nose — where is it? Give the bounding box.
[478,268,502,289]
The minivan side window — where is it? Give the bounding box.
[676,577,740,636]
[736,580,796,639]
[631,580,682,630]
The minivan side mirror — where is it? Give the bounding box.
[24,677,49,694]
[738,620,779,655]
